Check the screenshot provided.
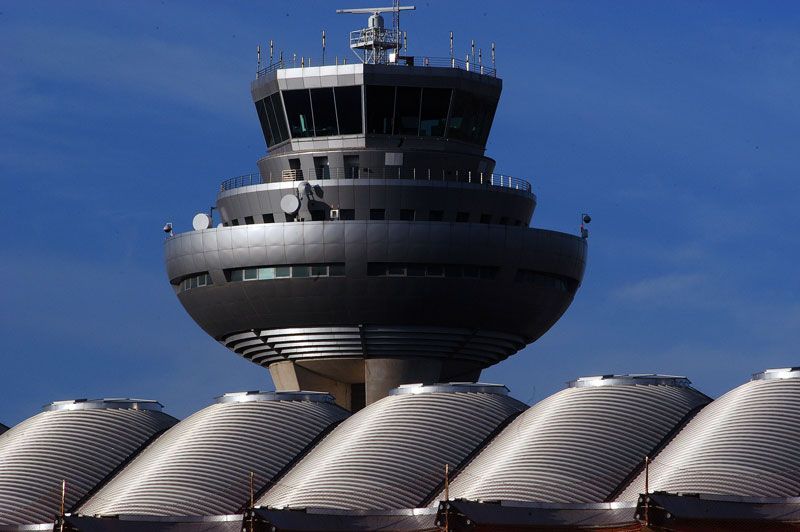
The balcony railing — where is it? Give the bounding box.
[255,55,496,79]
[220,167,531,193]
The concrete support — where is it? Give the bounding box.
[269,361,353,410]
[364,358,443,405]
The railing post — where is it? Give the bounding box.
[468,171,471,183]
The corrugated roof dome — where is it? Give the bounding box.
[258,382,526,510]
[617,367,800,499]
[78,390,348,517]
[0,398,177,526]
[442,374,710,504]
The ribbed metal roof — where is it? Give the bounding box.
[617,369,800,499]
[0,399,176,526]
[258,383,526,510]
[78,391,349,516]
[442,375,710,504]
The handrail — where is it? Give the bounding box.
[220,167,531,193]
[255,55,496,79]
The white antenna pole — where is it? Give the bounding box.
[471,39,475,64]
[491,42,496,70]
[270,39,274,65]
[257,44,261,72]
[449,31,454,67]
[403,31,408,52]
[322,30,326,65]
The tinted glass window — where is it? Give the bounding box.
[255,99,275,146]
[270,93,290,142]
[283,89,314,138]
[394,86,421,135]
[448,90,498,144]
[366,85,395,134]
[264,96,283,144]
[419,88,451,137]
[335,86,363,134]
[310,88,338,136]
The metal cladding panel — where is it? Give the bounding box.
[617,377,800,499]
[0,408,177,525]
[79,396,349,516]
[443,383,710,504]
[258,389,526,510]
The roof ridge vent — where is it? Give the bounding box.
[214,390,336,404]
[43,398,164,412]
[568,374,692,388]
[751,367,800,381]
[390,382,509,396]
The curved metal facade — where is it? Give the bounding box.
[443,375,710,504]
[257,384,526,510]
[79,392,349,517]
[0,399,176,526]
[617,368,800,499]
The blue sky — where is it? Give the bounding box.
[1,1,798,424]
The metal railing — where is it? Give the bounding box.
[220,167,531,193]
[256,55,496,79]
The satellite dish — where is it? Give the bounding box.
[192,213,212,231]
[281,194,301,215]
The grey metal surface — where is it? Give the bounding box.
[0,401,177,525]
[443,376,710,504]
[215,178,535,228]
[79,392,348,516]
[617,371,800,499]
[63,515,243,532]
[257,384,525,510]
[43,398,164,412]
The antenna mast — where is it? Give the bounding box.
[337,3,416,64]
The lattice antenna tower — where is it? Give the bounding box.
[337,3,415,64]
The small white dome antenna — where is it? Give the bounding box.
[337,1,416,64]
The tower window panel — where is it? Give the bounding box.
[310,88,338,137]
[292,265,310,278]
[243,268,258,281]
[258,267,276,280]
[480,266,498,279]
[399,209,415,221]
[393,86,421,135]
[335,86,363,135]
[343,155,360,178]
[370,209,385,220]
[231,219,240,226]
[445,265,462,278]
[366,85,396,135]
[255,99,276,146]
[339,209,355,220]
[264,95,283,144]
[230,270,243,282]
[429,210,444,222]
[367,263,387,276]
[480,214,492,224]
[386,264,406,276]
[310,209,325,221]
[447,90,497,144]
[311,264,328,276]
[463,265,479,278]
[329,263,345,276]
[456,212,470,222]
[245,216,255,225]
[407,264,426,277]
[270,93,290,142]
[426,264,444,277]
[262,213,275,223]
[275,266,291,278]
[283,89,314,138]
[419,88,451,137]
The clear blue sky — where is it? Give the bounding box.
[2,1,798,424]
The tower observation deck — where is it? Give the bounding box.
[164,5,587,411]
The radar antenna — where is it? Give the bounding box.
[337,2,415,64]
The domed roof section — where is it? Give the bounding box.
[0,398,177,526]
[79,391,348,517]
[442,374,710,504]
[257,383,525,510]
[617,368,800,499]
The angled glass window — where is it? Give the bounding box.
[335,86,363,135]
[270,93,289,142]
[447,90,499,145]
[275,266,291,278]
[366,85,395,134]
[310,88,338,136]
[394,86,421,135]
[283,89,314,138]
[255,99,275,146]
[419,88,451,137]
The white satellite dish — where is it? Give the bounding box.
[280,194,301,215]
[192,213,213,231]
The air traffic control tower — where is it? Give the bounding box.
[164,5,588,411]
